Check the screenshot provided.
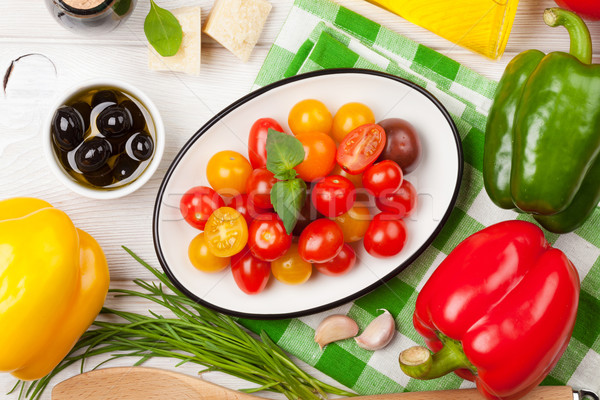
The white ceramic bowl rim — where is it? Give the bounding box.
[153,68,464,320]
[42,78,165,199]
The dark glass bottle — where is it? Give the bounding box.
[45,0,137,35]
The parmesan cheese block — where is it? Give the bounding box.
[203,0,272,62]
[148,6,201,76]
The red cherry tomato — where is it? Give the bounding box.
[180,186,225,230]
[336,124,386,174]
[375,180,417,219]
[311,175,356,217]
[231,247,271,295]
[246,168,277,210]
[298,218,344,263]
[315,243,356,276]
[248,213,292,261]
[362,160,403,198]
[248,118,285,169]
[364,213,407,258]
[226,194,254,226]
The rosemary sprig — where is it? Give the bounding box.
[10,246,355,400]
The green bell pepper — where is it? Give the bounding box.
[483,7,600,233]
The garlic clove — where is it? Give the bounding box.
[355,309,396,351]
[314,314,359,350]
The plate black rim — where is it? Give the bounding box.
[152,68,464,320]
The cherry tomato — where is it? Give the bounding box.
[271,243,312,285]
[248,118,285,169]
[226,194,253,226]
[330,164,363,188]
[248,213,292,261]
[336,124,386,174]
[188,232,230,273]
[375,180,417,219]
[377,118,422,173]
[298,218,344,263]
[315,243,356,276]
[294,131,336,182]
[246,168,277,210]
[206,150,253,197]
[333,205,371,242]
[311,175,356,217]
[180,186,225,230]
[204,207,248,257]
[288,99,333,136]
[363,213,407,258]
[331,102,375,143]
[362,160,403,198]
[231,246,271,295]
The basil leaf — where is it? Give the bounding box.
[144,0,183,57]
[266,129,305,176]
[274,169,298,181]
[271,178,307,234]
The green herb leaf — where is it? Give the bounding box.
[266,129,305,176]
[274,169,298,181]
[271,178,307,234]
[144,0,183,57]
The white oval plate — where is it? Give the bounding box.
[153,69,462,319]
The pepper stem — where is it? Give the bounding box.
[399,336,475,380]
[544,7,592,64]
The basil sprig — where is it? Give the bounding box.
[144,0,183,57]
[266,129,307,234]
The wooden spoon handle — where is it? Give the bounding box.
[356,386,574,400]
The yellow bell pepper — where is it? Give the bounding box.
[0,197,109,380]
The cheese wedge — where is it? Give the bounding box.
[203,0,271,62]
[148,6,201,76]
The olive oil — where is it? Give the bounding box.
[45,0,136,35]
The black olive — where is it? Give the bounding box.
[51,105,85,151]
[74,137,112,173]
[120,100,146,132]
[91,90,118,108]
[106,134,130,156]
[97,105,132,137]
[129,132,154,161]
[113,154,140,182]
[71,101,91,132]
[84,163,114,187]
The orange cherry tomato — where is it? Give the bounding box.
[206,150,253,197]
[271,243,312,285]
[288,99,333,136]
[294,131,336,182]
[333,206,371,242]
[188,232,230,273]
[331,102,375,143]
[204,207,248,257]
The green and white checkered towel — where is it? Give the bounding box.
[240,0,600,395]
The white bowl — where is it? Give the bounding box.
[43,79,165,199]
[153,69,463,319]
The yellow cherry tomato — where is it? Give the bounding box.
[188,232,230,272]
[288,99,333,136]
[271,243,312,285]
[333,206,371,242]
[204,207,248,257]
[331,102,375,143]
[206,151,253,197]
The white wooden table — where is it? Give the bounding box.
[1,1,599,398]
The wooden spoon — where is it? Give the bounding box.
[51,366,575,400]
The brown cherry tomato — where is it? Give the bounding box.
[377,118,422,173]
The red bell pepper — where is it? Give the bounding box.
[554,0,600,20]
[399,220,580,400]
